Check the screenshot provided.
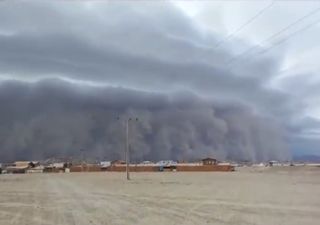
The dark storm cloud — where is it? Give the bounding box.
[0,33,290,115]
[0,79,290,162]
[0,20,298,121]
[0,1,317,160]
[0,1,285,109]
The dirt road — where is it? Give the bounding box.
[0,167,319,225]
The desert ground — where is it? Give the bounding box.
[0,166,319,225]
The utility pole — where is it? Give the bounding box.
[125,118,130,180]
[118,117,138,180]
[80,148,85,172]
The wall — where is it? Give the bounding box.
[70,165,102,172]
[107,165,234,172]
[177,165,235,172]
[107,165,159,172]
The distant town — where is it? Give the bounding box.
[1,157,319,174]
[0,157,235,174]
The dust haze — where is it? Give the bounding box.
[0,79,289,162]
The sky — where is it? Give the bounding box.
[0,0,319,162]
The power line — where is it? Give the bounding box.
[214,1,275,49]
[236,17,320,70]
[226,5,320,66]
[259,18,320,55]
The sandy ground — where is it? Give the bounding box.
[0,166,319,225]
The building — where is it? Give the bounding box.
[111,160,126,165]
[201,157,218,165]
[27,165,44,173]
[268,160,282,167]
[43,162,67,173]
[6,161,37,174]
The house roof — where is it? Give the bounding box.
[15,161,31,164]
[14,161,32,167]
[111,160,126,164]
[6,166,29,170]
[202,157,217,161]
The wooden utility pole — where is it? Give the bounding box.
[126,118,130,180]
[118,117,138,180]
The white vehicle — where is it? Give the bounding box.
[156,160,178,167]
[141,161,153,164]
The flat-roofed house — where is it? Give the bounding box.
[201,157,218,165]
[6,161,36,174]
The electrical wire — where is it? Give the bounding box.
[259,18,320,55]
[214,1,275,49]
[226,5,320,66]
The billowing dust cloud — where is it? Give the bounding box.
[0,79,290,162]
